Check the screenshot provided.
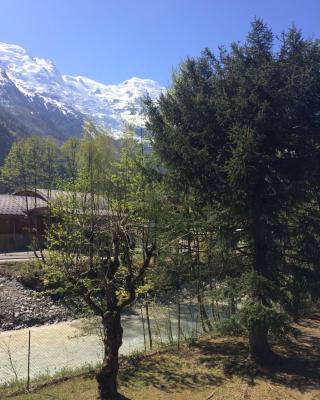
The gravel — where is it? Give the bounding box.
[0,276,71,331]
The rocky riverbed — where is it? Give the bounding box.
[0,276,71,331]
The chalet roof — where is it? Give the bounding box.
[38,189,109,212]
[2,188,109,217]
[13,189,108,207]
[12,189,63,202]
[0,194,47,216]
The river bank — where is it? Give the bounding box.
[0,276,71,331]
[0,303,203,385]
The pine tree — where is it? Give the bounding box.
[145,19,320,362]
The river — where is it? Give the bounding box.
[0,304,203,384]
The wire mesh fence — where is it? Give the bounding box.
[0,302,208,391]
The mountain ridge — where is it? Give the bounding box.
[0,41,163,135]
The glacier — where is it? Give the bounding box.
[0,41,164,136]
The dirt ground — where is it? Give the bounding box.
[6,313,320,400]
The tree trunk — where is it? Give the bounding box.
[229,296,237,316]
[248,320,272,363]
[96,311,123,400]
[248,207,273,363]
[197,294,213,332]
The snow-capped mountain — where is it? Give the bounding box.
[0,42,164,138]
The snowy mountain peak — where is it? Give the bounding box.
[0,68,9,79]
[0,42,27,56]
[0,41,164,136]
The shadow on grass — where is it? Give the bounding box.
[120,352,224,393]
[118,313,320,395]
[193,313,320,392]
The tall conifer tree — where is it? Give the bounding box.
[145,19,320,361]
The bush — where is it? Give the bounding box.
[18,261,44,290]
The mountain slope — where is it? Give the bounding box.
[0,42,164,137]
[0,69,83,140]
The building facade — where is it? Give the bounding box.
[0,190,48,252]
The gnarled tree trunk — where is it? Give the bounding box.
[96,311,123,400]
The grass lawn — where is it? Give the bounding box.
[4,313,320,400]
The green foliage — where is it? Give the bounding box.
[61,137,80,182]
[44,128,161,319]
[1,135,61,191]
[18,260,44,291]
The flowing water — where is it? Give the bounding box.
[0,304,203,384]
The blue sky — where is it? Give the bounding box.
[0,0,319,86]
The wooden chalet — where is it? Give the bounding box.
[0,188,109,252]
[0,189,52,251]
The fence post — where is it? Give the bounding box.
[168,307,173,343]
[145,303,152,350]
[140,306,147,353]
[27,330,31,391]
[177,303,181,350]
[195,307,199,338]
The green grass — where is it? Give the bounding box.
[0,364,98,399]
